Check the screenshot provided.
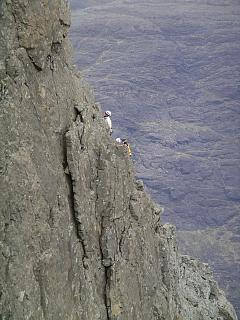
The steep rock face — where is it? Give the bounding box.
[69,1,240,315]
[0,1,237,319]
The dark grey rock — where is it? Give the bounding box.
[0,1,237,319]
[135,179,144,191]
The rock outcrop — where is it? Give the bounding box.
[0,1,237,319]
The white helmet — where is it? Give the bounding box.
[116,138,122,143]
[105,110,111,117]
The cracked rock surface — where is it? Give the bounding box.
[0,1,237,319]
[70,1,240,315]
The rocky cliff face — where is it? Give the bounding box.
[69,1,240,316]
[0,1,237,319]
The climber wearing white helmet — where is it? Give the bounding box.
[104,110,112,135]
[115,138,132,157]
[116,137,122,143]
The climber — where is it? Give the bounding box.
[122,138,132,157]
[104,110,112,135]
[116,138,132,157]
[116,137,122,143]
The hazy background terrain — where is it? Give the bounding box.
[70,0,240,315]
